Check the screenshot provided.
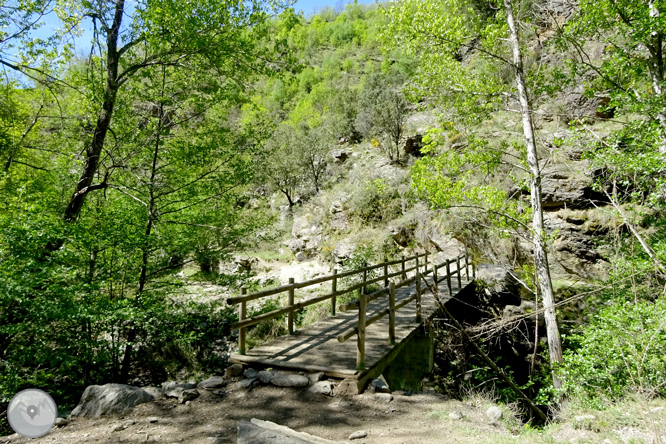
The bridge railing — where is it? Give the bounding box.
[226,251,475,361]
[337,253,475,370]
[228,252,426,354]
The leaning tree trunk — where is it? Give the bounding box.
[504,0,563,389]
[63,0,125,222]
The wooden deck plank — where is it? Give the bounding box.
[229,274,471,380]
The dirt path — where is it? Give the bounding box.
[0,383,515,444]
[3,379,665,444]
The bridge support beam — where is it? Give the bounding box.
[382,325,434,392]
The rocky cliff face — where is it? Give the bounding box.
[236,85,619,288]
[538,157,612,280]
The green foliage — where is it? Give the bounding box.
[246,298,287,347]
[558,1,666,207]
[411,129,531,237]
[349,178,402,223]
[560,298,666,405]
[0,0,286,415]
[383,0,509,125]
[355,72,410,163]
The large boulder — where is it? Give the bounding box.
[270,372,309,388]
[295,251,308,262]
[292,213,321,238]
[428,234,465,257]
[71,384,154,418]
[475,264,521,307]
[332,241,355,263]
[283,238,306,253]
[197,376,226,390]
[543,211,608,279]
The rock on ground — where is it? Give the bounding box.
[270,372,309,388]
[179,389,200,404]
[244,368,258,379]
[197,376,226,390]
[348,430,368,440]
[368,378,390,394]
[162,381,197,398]
[142,386,165,400]
[225,364,244,377]
[257,370,273,384]
[306,372,324,384]
[308,381,333,396]
[485,406,503,423]
[71,384,154,418]
[235,378,258,389]
[237,418,344,444]
[333,379,359,396]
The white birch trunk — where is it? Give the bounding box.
[504,0,563,388]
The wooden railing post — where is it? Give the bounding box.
[401,254,406,281]
[473,261,476,279]
[425,251,429,274]
[433,264,438,285]
[383,259,388,288]
[239,287,247,355]
[456,256,462,288]
[357,292,366,369]
[331,269,338,316]
[388,281,396,345]
[415,256,419,278]
[288,277,295,335]
[465,251,469,280]
[362,266,367,295]
[446,260,452,296]
[415,271,422,322]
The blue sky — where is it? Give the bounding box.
[293,0,376,17]
[28,0,378,56]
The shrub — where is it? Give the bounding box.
[560,297,666,405]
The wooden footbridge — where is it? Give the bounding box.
[227,252,475,392]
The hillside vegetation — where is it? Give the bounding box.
[1,0,665,435]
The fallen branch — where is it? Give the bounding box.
[422,276,549,423]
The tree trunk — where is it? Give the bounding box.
[63,0,125,222]
[645,33,666,153]
[504,0,563,388]
[120,91,163,383]
[282,189,294,207]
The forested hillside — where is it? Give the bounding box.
[1,0,666,438]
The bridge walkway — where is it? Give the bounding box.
[228,257,473,390]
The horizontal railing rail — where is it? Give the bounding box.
[227,250,474,359]
[336,253,476,370]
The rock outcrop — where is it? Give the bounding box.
[540,162,606,209]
